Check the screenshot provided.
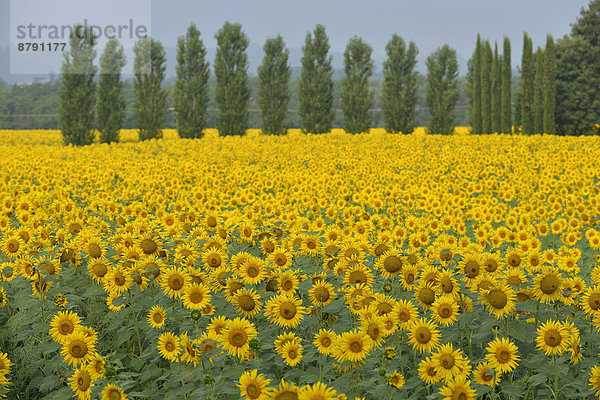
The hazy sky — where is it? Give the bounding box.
[0,0,592,68]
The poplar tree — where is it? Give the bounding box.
[133,37,167,141]
[258,35,291,135]
[514,92,522,132]
[533,47,544,134]
[491,42,502,133]
[97,38,126,144]
[59,24,97,146]
[521,33,534,135]
[470,35,482,134]
[341,36,374,134]
[543,34,556,134]
[481,40,492,134]
[214,22,249,136]
[501,37,512,134]
[426,45,459,135]
[299,24,334,134]
[381,35,419,134]
[175,23,210,139]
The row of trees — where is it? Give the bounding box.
[60,22,462,145]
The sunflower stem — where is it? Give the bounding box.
[129,290,143,356]
[552,355,558,399]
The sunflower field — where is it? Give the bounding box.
[1,129,600,400]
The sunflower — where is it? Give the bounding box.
[570,334,583,365]
[266,293,306,328]
[313,329,337,355]
[100,384,127,400]
[581,286,600,316]
[232,288,261,317]
[298,382,337,400]
[1,233,24,258]
[332,329,374,364]
[414,280,437,310]
[69,365,94,400]
[61,330,97,367]
[309,281,336,307]
[274,332,301,355]
[238,369,271,400]
[207,315,229,340]
[271,379,300,400]
[505,248,524,268]
[459,253,482,280]
[88,355,105,380]
[35,255,61,276]
[436,269,459,298]
[219,317,258,359]
[202,248,227,270]
[103,265,132,295]
[473,362,500,386]
[147,306,166,329]
[282,341,303,367]
[137,233,161,256]
[182,283,212,310]
[160,267,190,299]
[0,351,13,376]
[343,264,374,287]
[439,376,476,400]
[432,343,469,382]
[395,299,419,330]
[239,256,266,285]
[277,270,300,294]
[376,249,403,279]
[431,296,459,326]
[482,282,516,319]
[388,371,405,388]
[399,264,419,290]
[418,357,441,384]
[86,257,110,283]
[536,320,571,356]
[157,332,181,362]
[179,332,200,367]
[0,287,6,308]
[359,314,387,346]
[408,318,441,353]
[49,310,82,343]
[270,247,293,270]
[532,266,563,303]
[589,365,600,397]
[485,337,520,374]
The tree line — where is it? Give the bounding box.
[57,22,464,145]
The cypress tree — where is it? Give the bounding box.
[381,35,419,134]
[481,40,492,134]
[258,35,290,135]
[491,42,502,133]
[514,92,522,132]
[299,24,334,134]
[533,47,544,134]
[59,24,97,146]
[97,38,126,144]
[543,34,556,134]
[471,35,482,134]
[425,45,459,135]
[521,33,534,135]
[214,22,250,136]
[501,36,512,134]
[341,36,374,134]
[175,23,210,139]
[133,37,167,141]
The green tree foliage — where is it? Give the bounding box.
[381,35,419,134]
[533,47,544,134]
[543,34,556,135]
[426,45,459,135]
[469,35,482,134]
[502,37,512,134]
[341,36,374,134]
[59,24,97,146]
[521,33,535,135]
[258,35,290,135]
[481,40,492,134]
[134,37,167,141]
[299,24,334,134]
[514,92,522,132]
[556,0,599,135]
[175,23,210,139]
[214,22,250,136]
[491,43,502,133]
[97,39,126,144]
